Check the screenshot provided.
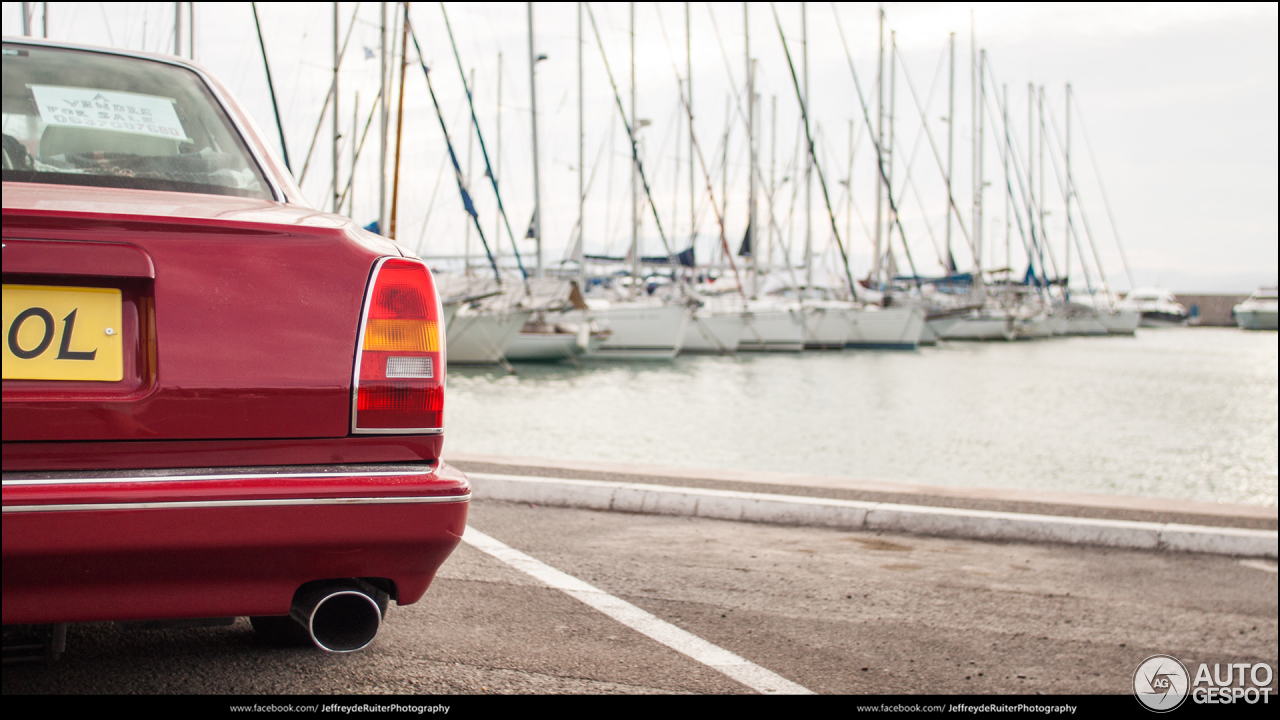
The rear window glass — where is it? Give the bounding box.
[2,43,272,199]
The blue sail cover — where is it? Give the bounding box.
[585,246,696,267]
[891,272,974,286]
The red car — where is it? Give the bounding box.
[2,38,467,655]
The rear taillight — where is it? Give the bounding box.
[352,258,444,433]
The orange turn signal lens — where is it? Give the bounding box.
[364,319,439,352]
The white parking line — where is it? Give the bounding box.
[1239,559,1278,574]
[462,525,813,695]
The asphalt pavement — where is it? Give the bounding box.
[4,499,1276,695]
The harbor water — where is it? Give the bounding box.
[445,327,1278,507]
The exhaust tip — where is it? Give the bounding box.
[291,582,384,653]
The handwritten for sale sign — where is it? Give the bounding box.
[31,85,191,142]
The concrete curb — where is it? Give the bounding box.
[468,472,1279,559]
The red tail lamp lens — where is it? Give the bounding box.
[353,259,444,431]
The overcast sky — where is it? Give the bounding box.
[5,2,1277,292]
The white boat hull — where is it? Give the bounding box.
[919,322,940,345]
[921,316,962,345]
[1098,309,1141,335]
[1065,314,1110,335]
[1236,309,1279,331]
[847,306,926,349]
[739,307,805,352]
[504,331,583,361]
[571,303,689,360]
[681,311,745,354]
[446,308,532,364]
[942,315,1017,341]
[1016,313,1056,339]
[1139,312,1189,328]
[441,303,459,328]
[802,305,852,349]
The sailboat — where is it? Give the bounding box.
[435,275,530,364]
[504,278,609,361]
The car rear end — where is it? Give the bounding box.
[2,39,467,653]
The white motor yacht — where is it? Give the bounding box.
[1122,287,1188,327]
[1234,287,1278,330]
[1069,291,1141,335]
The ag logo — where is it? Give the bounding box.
[1134,654,1190,712]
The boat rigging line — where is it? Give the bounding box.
[883,42,950,270]
[828,3,920,291]
[892,38,978,267]
[771,2,860,298]
[336,88,383,211]
[438,2,531,289]
[651,4,747,300]
[296,1,362,186]
[1042,90,1110,299]
[251,2,292,174]
[583,3,682,278]
[984,63,1059,291]
[688,3,805,291]
[405,9,502,283]
[979,66,1050,295]
[1072,94,1137,291]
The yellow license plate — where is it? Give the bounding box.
[2,285,124,381]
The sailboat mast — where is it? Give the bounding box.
[1038,85,1046,273]
[528,2,543,280]
[630,1,639,294]
[874,5,884,286]
[945,32,954,271]
[721,93,729,268]
[351,91,359,216]
[389,1,409,240]
[496,51,502,259]
[465,68,475,276]
[1028,82,1035,274]
[1003,83,1010,275]
[802,1,811,289]
[1064,83,1073,289]
[770,95,777,270]
[969,12,979,288]
[378,1,387,234]
[975,48,985,277]
[746,4,757,297]
[332,2,340,213]
[846,118,853,270]
[687,2,695,266]
[578,3,585,286]
[888,29,897,281]
[673,63,681,271]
